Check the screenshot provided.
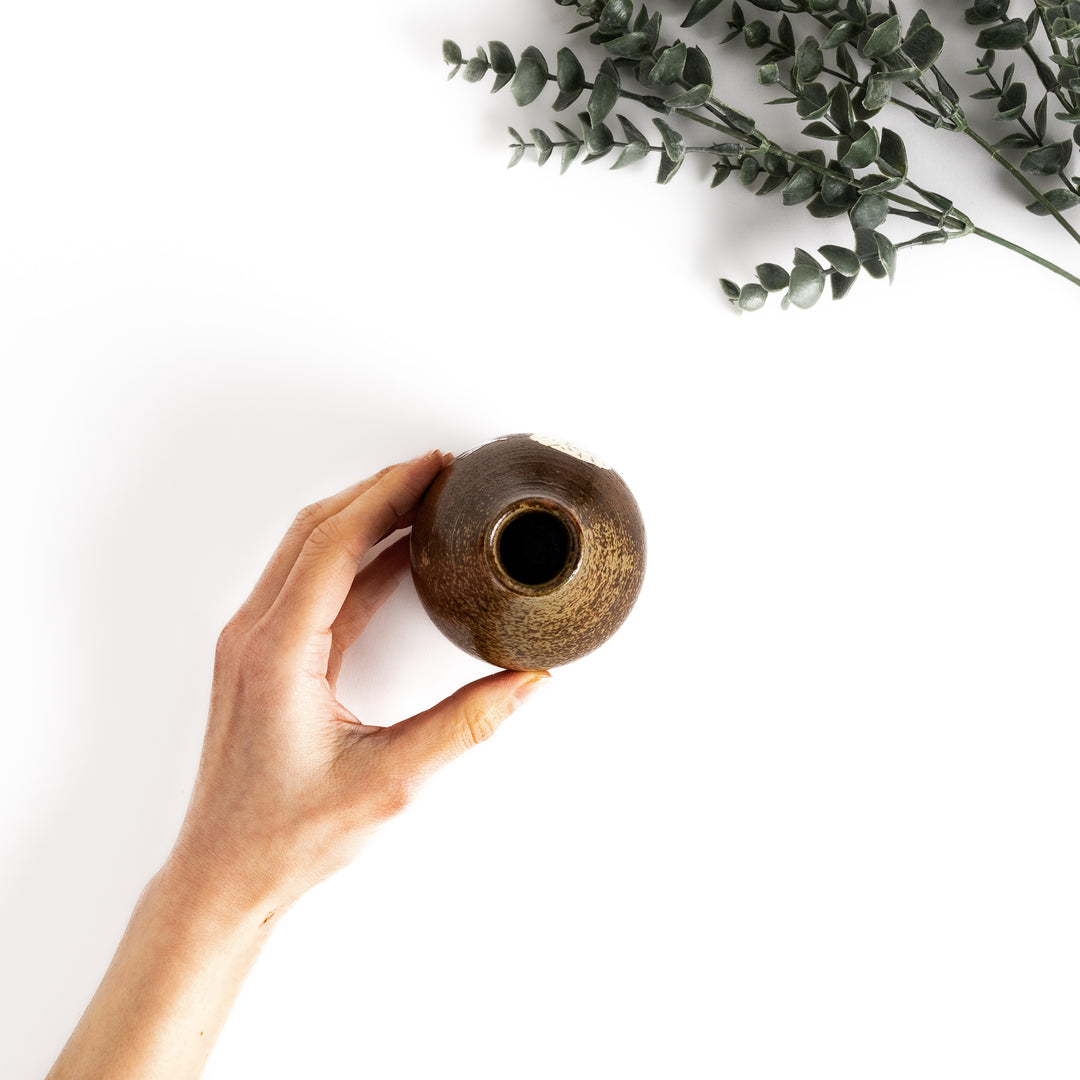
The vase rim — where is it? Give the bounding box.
[487,497,583,597]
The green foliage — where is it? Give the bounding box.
[444,0,1080,312]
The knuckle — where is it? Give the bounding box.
[292,500,325,532]
[307,515,346,551]
[214,616,245,666]
[237,620,273,670]
[461,703,498,749]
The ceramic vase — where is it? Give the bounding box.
[409,433,646,670]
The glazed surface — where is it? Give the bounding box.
[410,434,646,670]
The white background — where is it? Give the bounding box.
[2,2,1078,1077]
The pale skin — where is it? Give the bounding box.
[47,450,550,1080]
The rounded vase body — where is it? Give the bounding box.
[410,434,646,670]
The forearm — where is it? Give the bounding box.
[47,859,279,1080]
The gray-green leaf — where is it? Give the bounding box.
[861,15,902,60]
[756,263,791,291]
[598,0,633,34]
[1020,140,1073,175]
[612,141,651,169]
[682,0,724,28]
[512,50,549,106]
[841,126,880,168]
[1025,187,1080,215]
[531,128,554,167]
[901,23,944,73]
[667,84,713,110]
[849,192,889,228]
[787,264,826,308]
[653,118,686,162]
[976,18,1031,50]
[738,282,769,310]
[879,128,908,176]
[588,70,620,125]
[650,42,687,86]
[818,244,861,276]
[782,166,819,205]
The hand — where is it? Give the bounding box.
[167,450,550,919]
[48,451,549,1080]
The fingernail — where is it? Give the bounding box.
[408,449,442,465]
[512,671,551,710]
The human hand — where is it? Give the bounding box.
[166,450,550,920]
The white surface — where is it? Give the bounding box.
[2,2,1078,1078]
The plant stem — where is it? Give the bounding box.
[972,225,1080,287]
[962,126,1080,245]
[976,62,1078,198]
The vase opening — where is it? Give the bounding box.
[490,501,582,595]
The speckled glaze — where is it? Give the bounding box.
[410,434,646,670]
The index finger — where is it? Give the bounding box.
[264,450,444,645]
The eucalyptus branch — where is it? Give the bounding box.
[443,0,1080,312]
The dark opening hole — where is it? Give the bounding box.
[498,510,572,587]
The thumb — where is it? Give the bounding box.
[383,668,550,775]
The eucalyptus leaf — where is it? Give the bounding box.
[612,141,652,168]
[598,0,633,34]
[463,56,490,83]
[1025,187,1080,214]
[739,155,762,184]
[560,140,582,174]
[841,126,880,168]
[580,113,615,157]
[831,270,858,299]
[861,74,892,113]
[667,84,713,109]
[531,128,554,166]
[818,244,860,275]
[1020,140,1073,174]
[447,0,1080,314]
[756,263,791,290]
[650,42,687,85]
[605,32,652,57]
[557,47,586,92]
[796,83,831,119]
[849,192,889,227]
[738,282,769,309]
[653,118,686,162]
[657,149,684,183]
[512,50,549,106]
[822,20,859,49]
[489,41,517,76]
[787,263,826,307]
[617,114,649,145]
[995,81,1028,120]
[879,128,908,175]
[782,166,819,204]
[588,70,620,125]
[684,46,714,87]
[976,18,1031,49]
[902,23,945,72]
[794,36,824,85]
[793,247,824,270]
[861,15,902,59]
[682,0,724,27]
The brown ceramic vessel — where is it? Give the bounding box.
[410,434,646,670]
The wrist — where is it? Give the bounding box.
[153,846,294,941]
